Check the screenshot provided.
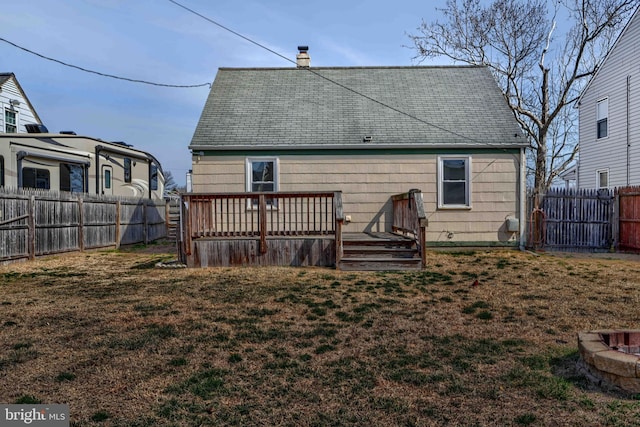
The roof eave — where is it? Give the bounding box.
[188,142,528,151]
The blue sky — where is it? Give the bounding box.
[1,0,449,185]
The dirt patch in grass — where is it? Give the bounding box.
[1,243,640,425]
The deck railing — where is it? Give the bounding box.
[181,191,343,256]
[391,189,427,267]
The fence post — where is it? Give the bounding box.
[28,195,36,260]
[78,197,85,252]
[613,188,620,251]
[115,200,121,249]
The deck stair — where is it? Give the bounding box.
[338,232,422,271]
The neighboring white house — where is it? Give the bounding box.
[577,6,640,189]
[0,73,44,134]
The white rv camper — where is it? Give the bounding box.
[0,133,165,199]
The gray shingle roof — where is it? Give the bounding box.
[190,65,526,150]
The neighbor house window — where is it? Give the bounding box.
[22,167,50,190]
[150,164,158,191]
[438,156,471,208]
[597,169,609,189]
[124,157,132,183]
[597,98,608,139]
[60,163,85,193]
[5,109,16,133]
[246,158,278,208]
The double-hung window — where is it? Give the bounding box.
[246,158,278,208]
[597,98,608,139]
[438,156,471,208]
[5,109,16,133]
[597,169,609,189]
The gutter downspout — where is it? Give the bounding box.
[519,146,526,251]
[17,152,24,188]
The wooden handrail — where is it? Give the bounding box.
[181,191,340,257]
[392,189,427,267]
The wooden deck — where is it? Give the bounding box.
[179,190,427,270]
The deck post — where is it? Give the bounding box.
[259,194,267,254]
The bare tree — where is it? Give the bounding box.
[409,0,636,197]
[163,170,179,196]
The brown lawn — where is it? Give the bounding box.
[1,242,640,426]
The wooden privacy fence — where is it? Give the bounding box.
[527,187,640,252]
[0,188,168,262]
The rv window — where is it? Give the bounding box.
[150,164,158,191]
[60,163,85,193]
[104,169,112,189]
[124,158,132,183]
[22,167,50,190]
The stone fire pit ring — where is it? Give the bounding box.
[578,330,640,393]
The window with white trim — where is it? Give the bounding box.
[438,156,471,208]
[597,98,608,139]
[246,158,278,208]
[597,169,609,189]
[5,109,17,133]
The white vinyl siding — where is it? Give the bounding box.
[578,9,640,188]
[0,77,40,133]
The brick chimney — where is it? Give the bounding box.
[296,46,310,68]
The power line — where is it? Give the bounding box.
[0,36,211,89]
[167,0,295,67]
[167,0,522,148]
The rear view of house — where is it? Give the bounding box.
[185,49,527,268]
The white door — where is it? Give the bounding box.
[102,165,113,195]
